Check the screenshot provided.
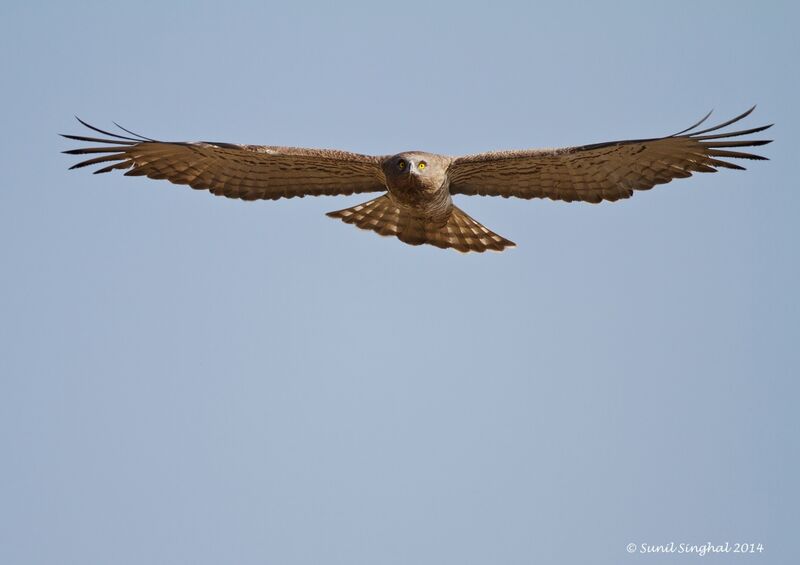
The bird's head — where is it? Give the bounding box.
[383,152,449,193]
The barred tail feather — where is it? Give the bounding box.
[326,195,515,253]
[444,206,516,252]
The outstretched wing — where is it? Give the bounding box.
[448,107,772,203]
[63,119,387,200]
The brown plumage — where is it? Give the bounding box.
[63,108,772,253]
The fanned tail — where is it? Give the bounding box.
[326,195,515,253]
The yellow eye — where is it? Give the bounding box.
[398,160,406,170]
[418,161,427,170]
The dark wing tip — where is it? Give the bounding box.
[112,121,156,141]
[70,117,152,143]
[688,106,760,137]
[670,109,713,137]
[671,106,768,139]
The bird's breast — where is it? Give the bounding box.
[386,174,452,223]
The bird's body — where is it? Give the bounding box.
[324,150,516,251]
[63,108,772,253]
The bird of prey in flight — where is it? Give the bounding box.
[63,107,771,253]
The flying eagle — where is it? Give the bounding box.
[63,107,772,253]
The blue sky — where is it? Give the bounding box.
[1,2,797,564]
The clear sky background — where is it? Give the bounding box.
[1,1,797,564]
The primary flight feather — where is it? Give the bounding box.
[63,107,772,253]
